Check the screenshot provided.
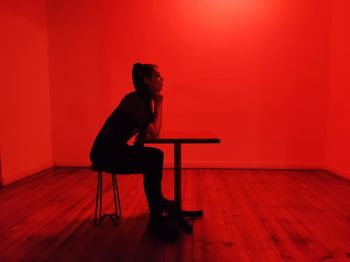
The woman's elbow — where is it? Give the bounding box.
[146,125,159,137]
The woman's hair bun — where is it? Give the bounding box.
[132,63,143,73]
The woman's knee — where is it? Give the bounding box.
[155,148,164,160]
[147,147,164,160]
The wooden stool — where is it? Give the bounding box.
[92,167,121,227]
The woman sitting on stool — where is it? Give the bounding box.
[90,63,178,241]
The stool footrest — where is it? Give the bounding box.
[94,213,120,227]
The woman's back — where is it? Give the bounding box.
[90,91,153,163]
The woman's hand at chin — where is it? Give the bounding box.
[153,91,163,105]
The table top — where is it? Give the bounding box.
[140,131,221,144]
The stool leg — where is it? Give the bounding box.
[112,174,122,219]
[111,174,121,224]
[94,171,103,227]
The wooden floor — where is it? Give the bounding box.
[0,168,350,262]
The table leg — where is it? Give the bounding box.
[174,143,182,210]
[173,143,203,233]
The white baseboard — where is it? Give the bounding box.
[323,164,350,180]
[54,159,323,170]
[3,161,53,185]
[5,160,349,184]
[53,160,90,167]
[164,161,323,169]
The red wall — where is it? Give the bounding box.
[326,0,350,179]
[47,0,112,166]
[47,0,331,168]
[3,1,349,184]
[0,0,52,184]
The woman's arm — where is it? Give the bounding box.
[145,93,163,137]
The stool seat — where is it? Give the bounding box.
[91,165,138,175]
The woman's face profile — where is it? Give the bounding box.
[145,68,163,93]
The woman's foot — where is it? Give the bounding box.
[161,197,177,213]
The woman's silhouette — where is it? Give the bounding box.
[90,63,178,240]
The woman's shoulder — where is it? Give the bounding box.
[120,91,144,110]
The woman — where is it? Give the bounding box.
[90,63,178,240]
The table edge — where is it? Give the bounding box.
[141,138,221,144]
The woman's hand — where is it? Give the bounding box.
[153,91,163,105]
[146,89,163,137]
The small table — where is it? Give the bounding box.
[141,132,220,232]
